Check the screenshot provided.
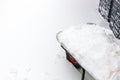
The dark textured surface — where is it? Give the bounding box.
[99,0,120,39]
[99,0,112,20]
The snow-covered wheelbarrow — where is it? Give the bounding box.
[56,23,120,80]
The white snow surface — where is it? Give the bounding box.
[0,0,112,80]
[57,24,120,80]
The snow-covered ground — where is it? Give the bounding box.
[0,0,108,80]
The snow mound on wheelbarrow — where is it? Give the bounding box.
[56,23,120,80]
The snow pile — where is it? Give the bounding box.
[57,23,120,80]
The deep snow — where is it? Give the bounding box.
[0,0,108,80]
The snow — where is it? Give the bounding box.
[0,0,110,80]
[57,23,120,80]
